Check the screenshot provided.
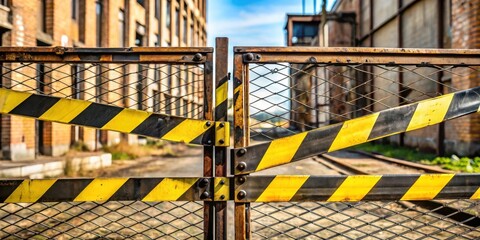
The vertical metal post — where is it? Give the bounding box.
[233,50,250,240]
[437,0,445,156]
[398,0,405,146]
[204,51,215,239]
[214,37,229,239]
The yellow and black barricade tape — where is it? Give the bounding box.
[1,174,480,203]
[234,174,480,202]
[0,88,229,146]
[0,177,214,203]
[233,86,480,174]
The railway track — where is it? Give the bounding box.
[316,151,480,228]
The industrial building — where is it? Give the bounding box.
[0,0,207,160]
[286,0,479,156]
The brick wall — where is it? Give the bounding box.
[446,0,480,155]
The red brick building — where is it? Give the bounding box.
[0,0,207,161]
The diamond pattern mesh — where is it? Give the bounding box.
[248,63,479,141]
[251,200,480,240]
[0,62,205,119]
[0,201,203,239]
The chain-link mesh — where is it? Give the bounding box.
[251,200,480,240]
[0,201,203,239]
[0,62,205,119]
[248,63,480,141]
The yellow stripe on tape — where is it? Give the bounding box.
[401,174,454,200]
[5,179,57,203]
[471,187,480,200]
[256,175,309,202]
[102,108,151,133]
[406,94,454,131]
[328,113,379,152]
[0,88,32,113]
[256,132,307,171]
[328,175,381,202]
[215,82,228,107]
[162,119,209,143]
[39,98,91,123]
[74,178,128,202]
[142,178,198,201]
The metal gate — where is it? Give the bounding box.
[0,38,479,239]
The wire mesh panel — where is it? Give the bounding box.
[251,200,480,240]
[0,201,203,239]
[248,62,480,142]
[1,62,205,119]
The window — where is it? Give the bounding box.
[119,9,125,47]
[137,65,145,110]
[166,0,171,29]
[95,66,102,103]
[165,96,171,115]
[175,7,179,37]
[38,0,47,32]
[183,16,187,44]
[153,90,160,112]
[71,65,84,99]
[136,0,144,7]
[183,99,188,117]
[0,0,8,6]
[95,1,102,47]
[135,23,145,46]
[155,0,160,19]
[72,0,78,20]
[190,14,194,46]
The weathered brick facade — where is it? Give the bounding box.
[0,0,207,161]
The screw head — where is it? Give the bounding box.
[237,162,247,171]
[255,54,261,60]
[309,56,317,63]
[220,195,225,200]
[199,178,209,187]
[205,121,212,127]
[237,190,247,200]
[237,148,247,157]
[219,139,225,144]
[245,53,254,61]
[193,53,203,61]
[207,140,212,145]
[219,122,225,128]
[237,176,246,184]
[219,180,225,185]
[200,191,210,199]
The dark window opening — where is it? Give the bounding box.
[135,23,145,46]
[165,96,171,115]
[136,0,145,7]
[72,64,84,99]
[175,7,179,37]
[155,0,160,19]
[0,0,8,6]
[153,90,160,112]
[95,1,102,47]
[183,16,187,44]
[119,9,125,47]
[39,0,47,32]
[166,0,171,29]
[72,0,78,20]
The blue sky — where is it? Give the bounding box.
[207,0,334,47]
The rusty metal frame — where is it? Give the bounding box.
[0,47,213,63]
[234,47,480,65]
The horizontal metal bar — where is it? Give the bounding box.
[0,88,230,146]
[233,86,480,174]
[0,177,211,203]
[234,47,480,65]
[234,174,480,202]
[0,47,213,63]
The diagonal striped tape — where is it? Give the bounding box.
[0,178,208,203]
[233,86,480,174]
[235,174,480,202]
[0,88,222,146]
